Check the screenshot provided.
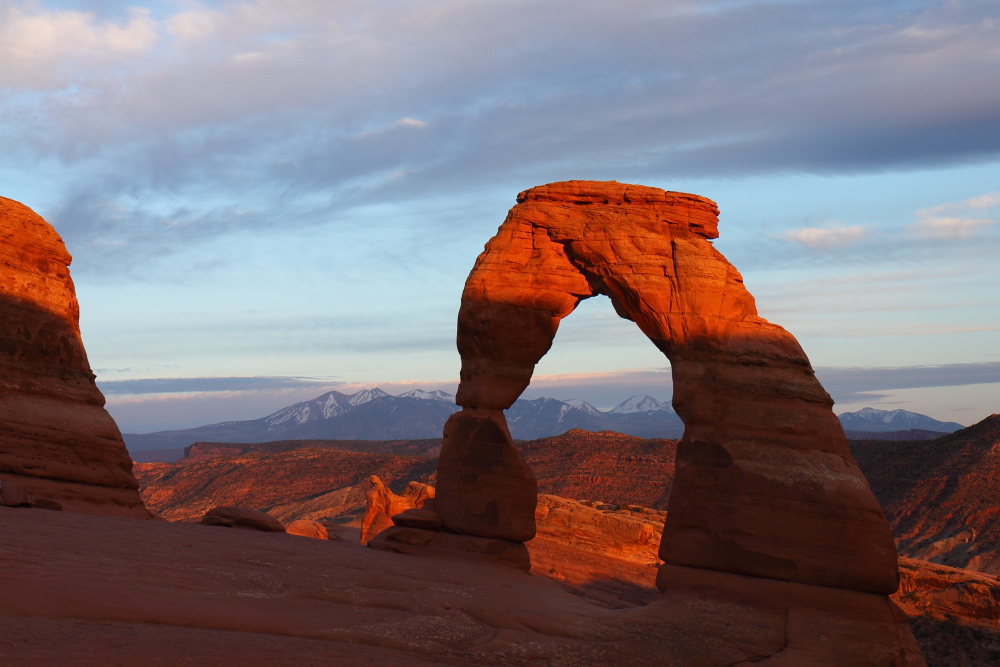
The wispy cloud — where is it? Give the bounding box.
[816,362,1000,405]
[781,225,867,249]
[911,192,998,239]
[100,362,1000,432]
[97,375,340,396]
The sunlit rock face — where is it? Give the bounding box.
[0,197,149,518]
[429,181,924,665]
[440,180,897,591]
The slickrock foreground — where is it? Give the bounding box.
[0,507,922,666]
[0,197,149,518]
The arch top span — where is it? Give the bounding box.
[457,180,779,413]
[435,180,900,596]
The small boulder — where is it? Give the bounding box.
[392,508,442,531]
[33,498,63,511]
[285,520,331,540]
[0,478,30,507]
[200,506,285,532]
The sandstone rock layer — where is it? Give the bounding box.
[0,197,148,518]
[851,414,1000,574]
[360,475,434,544]
[440,180,897,593]
[432,181,921,663]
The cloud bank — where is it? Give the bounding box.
[3,0,1000,271]
[101,362,1000,432]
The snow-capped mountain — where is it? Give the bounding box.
[564,399,604,417]
[837,407,964,433]
[505,397,607,439]
[122,391,684,451]
[397,389,455,403]
[504,395,683,440]
[264,388,390,428]
[124,388,459,451]
[609,395,674,414]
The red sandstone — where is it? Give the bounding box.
[428,180,920,664]
[0,197,148,518]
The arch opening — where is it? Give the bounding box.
[516,294,673,411]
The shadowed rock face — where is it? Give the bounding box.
[0,197,149,518]
[437,180,898,594]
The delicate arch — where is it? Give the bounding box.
[435,181,898,594]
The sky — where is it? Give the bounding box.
[2,0,999,433]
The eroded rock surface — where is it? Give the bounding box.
[136,447,436,524]
[201,506,285,532]
[521,429,677,509]
[3,507,909,667]
[432,180,920,664]
[360,475,434,544]
[286,519,331,540]
[852,415,1000,574]
[441,180,897,590]
[0,197,148,518]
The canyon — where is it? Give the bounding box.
[852,415,1000,575]
[133,429,676,523]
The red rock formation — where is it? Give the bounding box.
[3,496,935,665]
[534,494,663,563]
[286,519,331,539]
[359,475,434,544]
[520,429,677,508]
[180,438,442,464]
[201,506,286,532]
[892,558,1000,666]
[429,180,920,664]
[0,197,149,518]
[361,479,666,578]
[851,415,1000,574]
[439,181,897,592]
[894,557,1000,627]
[134,447,436,523]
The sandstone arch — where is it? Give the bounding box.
[435,180,899,595]
[0,197,150,517]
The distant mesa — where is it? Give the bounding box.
[0,197,150,518]
[132,430,676,524]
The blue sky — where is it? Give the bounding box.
[2,0,999,432]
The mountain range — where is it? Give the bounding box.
[836,407,964,433]
[123,389,685,452]
[122,388,963,453]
